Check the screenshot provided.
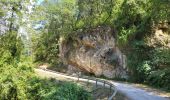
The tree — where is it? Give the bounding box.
[0,0,35,99]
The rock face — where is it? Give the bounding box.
[59,26,128,78]
[147,21,170,48]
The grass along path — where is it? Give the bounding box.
[35,69,113,100]
[35,68,170,100]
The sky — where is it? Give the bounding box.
[37,0,44,5]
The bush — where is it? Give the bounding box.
[55,82,92,100]
[137,61,151,78]
[27,78,92,100]
[147,68,170,90]
[127,42,170,90]
[0,62,33,100]
[0,31,33,100]
[150,48,170,69]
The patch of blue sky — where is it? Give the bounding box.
[37,0,44,5]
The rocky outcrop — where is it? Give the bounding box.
[147,21,170,48]
[59,26,128,79]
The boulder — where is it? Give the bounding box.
[59,26,128,79]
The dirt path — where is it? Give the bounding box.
[35,69,114,100]
[108,81,169,100]
[35,69,169,100]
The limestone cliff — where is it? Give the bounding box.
[59,26,128,79]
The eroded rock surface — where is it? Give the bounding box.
[59,26,128,78]
[147,21,170,48]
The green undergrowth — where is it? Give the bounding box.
[27,77,92,100]
[0,31,91,100]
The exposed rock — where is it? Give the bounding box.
[67,65,82,75]
[59,26,128,79]
[147,21,170,48]
[39,64,49,70]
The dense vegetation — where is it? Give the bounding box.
[34,0,170,91]
[27,78,91,100]
[0,32,91,100]
[0,0,170,99]
[0,0,91,99]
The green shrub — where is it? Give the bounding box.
[150,48,170,69]
[0,62,33,100]
[118,26,137,46]
[147,68,170,90]
[27,78,92,100]
[55,82,92,100]
[137,61,151,78]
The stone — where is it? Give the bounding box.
[147,29,170,48]
[59,26,128,79]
